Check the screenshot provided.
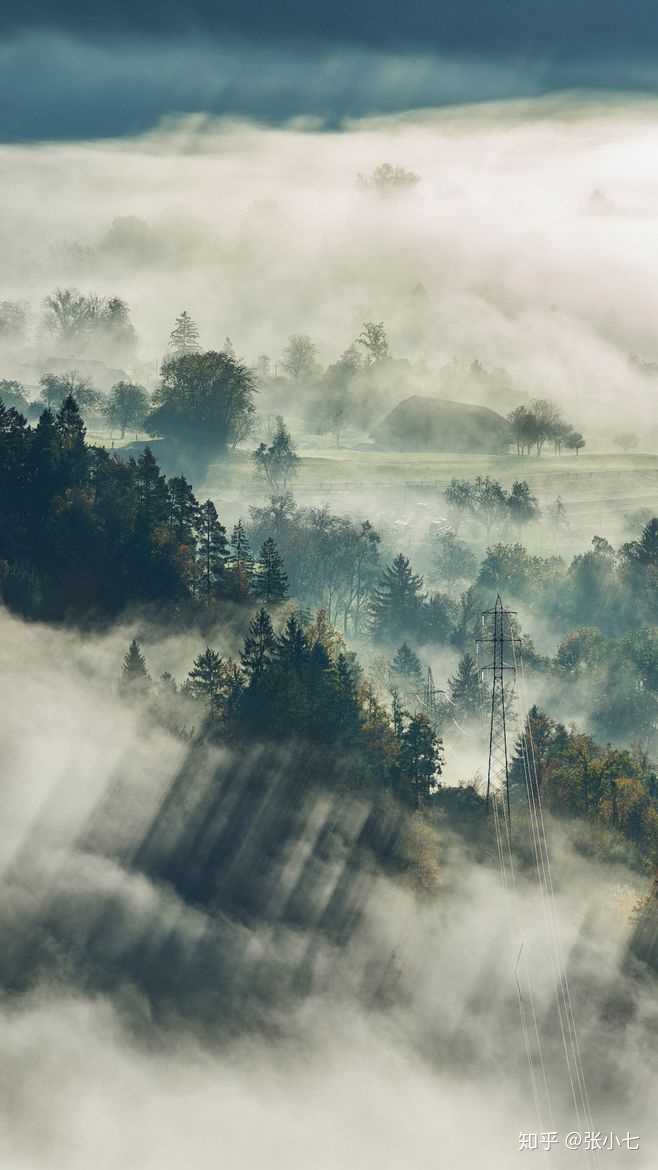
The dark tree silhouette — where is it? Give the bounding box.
[507,480,539,529]
[196,500,228,604]
[254,537,288,604]
[227,519,254,599]
[147,351,256,453]
[253,416,300,491]
[241,608,276,682]
[187,647,224,715]
[448,653,482,719]
[104,382,150,437]
[391,642,422,686]
[357,321,389,364]
[167,476,199,546]
[370,553,424,643]
[399,713,442,807]
[134,447,169,532]
[121,639,150,695]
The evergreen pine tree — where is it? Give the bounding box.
[260,613,309,736]
[370,553,424,642]
[167,475,199,545]
[274,613,308,670]
[30,409,61,520]
[221,659,245,722]
[509,704,556,797]
[56,392,86,446]
[241,607,275,682]
[227,518,254,598]
[56,394,88,489]
[448,652,483,719]
[165,475,199,596]
[424,593,458,645]
[391,642,423,687]
[334,652,361,740]
[306,639,334,738]
[187,647,224,715]
[195,499,228,603]
[391,688,405,741]
[254,536,288,603]
[399,712,443,807]
[0,402,29,552]
[134,447,170,532]
[120,638,150,695]
[169,310,200,356]
[230,518,253,571]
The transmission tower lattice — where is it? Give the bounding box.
[422,666,444,729]
[478,595,517,829]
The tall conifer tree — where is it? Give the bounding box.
[254,536,288,604]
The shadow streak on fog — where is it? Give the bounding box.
[0,607,657,1168]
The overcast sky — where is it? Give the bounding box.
[3,2,658,141]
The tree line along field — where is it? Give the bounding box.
[203,444,658,535]
[3,377,658,904]
[205,445,658,488]
[86,431,658,496]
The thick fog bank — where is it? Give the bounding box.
[3,98,658,432]
[1,607,657,1167]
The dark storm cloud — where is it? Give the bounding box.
[3,2,658,142]
[3,32,658,144]
[0,34,548,141]
[3,1,658,57]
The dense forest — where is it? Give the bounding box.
[2,376,658,875]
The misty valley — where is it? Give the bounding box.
[1,102,658,1169]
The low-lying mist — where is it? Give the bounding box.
[1,605,657,1168]
[3,96,658,434]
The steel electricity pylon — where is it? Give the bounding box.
[477,595,517,829]
[422,666,443,728]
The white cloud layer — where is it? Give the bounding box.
[2,96,658,433]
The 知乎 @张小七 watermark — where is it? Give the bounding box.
[519,1131,640,1152]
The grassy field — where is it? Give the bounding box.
[211,446,658,553]
[208,446,658,505]
[87,423,658,498]
[90,425,658,537]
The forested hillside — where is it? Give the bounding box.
[2,85,658,1170]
